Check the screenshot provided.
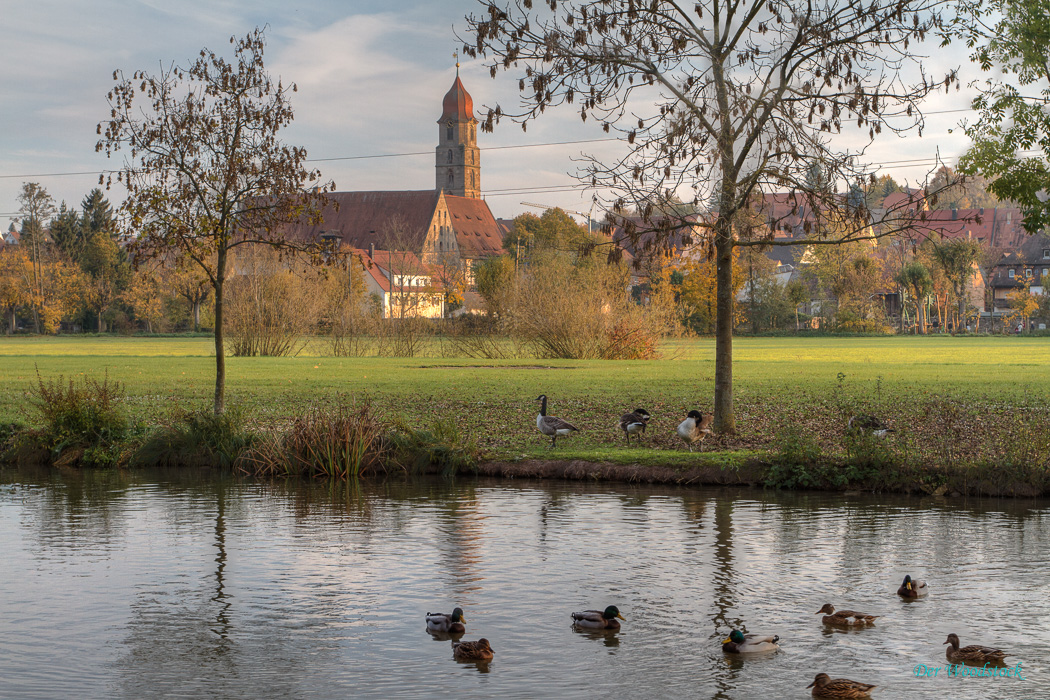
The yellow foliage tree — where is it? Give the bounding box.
[679,250,746,334]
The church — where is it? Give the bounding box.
[285,71,505,280]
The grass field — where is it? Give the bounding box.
[2,335,1048,468]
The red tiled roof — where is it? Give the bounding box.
[284,190,439,251]
[897,208,1028,248]
[445,195,505,257]
[440,76,474,122]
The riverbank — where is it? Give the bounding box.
[2,335,1048,497]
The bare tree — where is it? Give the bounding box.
[465,0,961,432]
[98,28,333,413]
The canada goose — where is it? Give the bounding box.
[848,414,894,437]
[452,638,494,661]
[815,603,878,626]
[721,629,780,653]
[944,633,1009,665]
[897,575,928,598]
[571,605,625,630]
[619,408,651,444]
[806,673,876,698]
[535,394,579,448]
[426,608,466,634]
[677,410,713,451]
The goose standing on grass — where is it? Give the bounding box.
[848,414,894,437]
[815,604,879,627]
[452,638,494,661]
[426,608,466,634]
[721,629,780,653]
[896,575,929,598]
[535,394,579,448]
[571,605,625,630]
[944,633,1009,665]
[677,410,713,451]
[806,673,876,698]
[619,408,651,445]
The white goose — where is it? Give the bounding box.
[535,394,579,448]
[677,410,713,451]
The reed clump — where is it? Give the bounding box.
[240,402,388,478]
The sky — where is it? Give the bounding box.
[1,0,983,226]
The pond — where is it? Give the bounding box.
[1,467,1048,699]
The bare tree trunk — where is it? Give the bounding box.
[6,308,14,334]
[193,299,201,332]
[213,255,226,415]
[98,310,104,333]
[714,217,736,434]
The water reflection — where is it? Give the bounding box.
[1,468,1048,699]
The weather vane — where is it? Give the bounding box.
[454,50,460,75]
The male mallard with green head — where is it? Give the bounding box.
[571,605,625,630]
[426,607,465,634]
[452,638,494,661]
[815,603,878,626]
[721,629,780,653]
[944,633,1009,665]
[897,575,928,598]
[807,673,876,698]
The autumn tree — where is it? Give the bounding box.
[0,246,32,333]
[15,182,57,333]
[165,259,212,332]
[98,28,332,413]
[503,208,594,261]
[474,254,517,318]
[466,0,960,431]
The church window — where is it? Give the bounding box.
[447,169,454,187]
[446,125,454,141]
[447,150,453,164]
[470,171,475,188]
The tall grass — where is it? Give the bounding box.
[240,402,387,478]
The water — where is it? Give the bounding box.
[1,467,1048,699]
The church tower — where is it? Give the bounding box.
[436,68,480,199]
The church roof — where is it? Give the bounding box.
[445,194,504,257]
[281,189,504,259]
[440,76,475,122]
[285,190,440,251]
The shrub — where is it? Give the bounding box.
[27,372,130,467]
[765,422,825,488]
[132,407,254,469]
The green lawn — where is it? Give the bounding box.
[1,335,1048,462]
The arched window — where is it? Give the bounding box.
[470,171,475,187]
[446,125,454,141]
[447,150,453,164]
[447,169,454,187]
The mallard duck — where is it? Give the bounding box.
[536,395,579,448]
[848,414,894,437]
[426,607,465,634]
[452,638,493,661]
[619,408,651,444]
[807,673,876,698]
[721,629,780,653]
[571,605,625,630]
[815,603,878,626]
[897,575,928,598]
[944,633,1009,665]
[677,410,713,451]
